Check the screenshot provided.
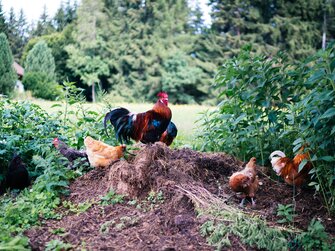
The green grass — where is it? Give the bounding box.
[29,99,214,146]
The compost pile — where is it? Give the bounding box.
[26,142,334,250]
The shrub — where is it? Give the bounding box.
[198,46,299,164]
[22,72,63,100]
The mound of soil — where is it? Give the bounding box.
[25,143,334,250]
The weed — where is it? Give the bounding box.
[100,220,115,234]
[45,239,73,251]
[276,204,296,224]
[127,199,138,206]
[100,189,124,206]
[62,199,95,215]
[50,228,67,236]
[147,190,164,205]
[116,216,139,230]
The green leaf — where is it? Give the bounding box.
[50,104,62,108]
[293,138,304,146]
[331,126,335,135]
[293,143,302,153]
[319,156,335,162]
[298,159,308,172]
[306,69,325,85]
[320,107,335,119]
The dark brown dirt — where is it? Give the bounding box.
[25,143,334,250]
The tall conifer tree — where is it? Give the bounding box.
[0,33,17,96]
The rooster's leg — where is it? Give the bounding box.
[239,198,246,207]
[251,197,256,207]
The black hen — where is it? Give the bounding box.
[0,153,30,195]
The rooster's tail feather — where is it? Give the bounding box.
[104,108,132,144]
[160,121,178,146]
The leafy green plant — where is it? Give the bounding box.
[147,190,164,205]
[50,228,67,236]
[276,204,296,224]
[0,236,29,251]
[62,199,95,215]
[0,154,71,245]
[45,239,73,251]
[100,189,124,206]
[100,220,115,234]
[296,219,333,251]
[286,45,335,213]
[198,46,299,164]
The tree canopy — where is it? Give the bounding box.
[1,0,334,103]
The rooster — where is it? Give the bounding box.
[229,157,258,207]
[84,136,126,168]
[104,92,177,145]
[270,148,312,186]
[53,138,88,169]
[0,153,30,195]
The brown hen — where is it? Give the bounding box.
[229,157,258,207]
[84,136,126,168]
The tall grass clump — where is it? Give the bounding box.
[199,44,335,213]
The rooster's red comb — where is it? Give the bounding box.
[53,137,59,142]
[157,92,168,98]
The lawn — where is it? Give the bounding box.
[30,99,214,146]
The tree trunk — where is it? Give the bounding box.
[322,10,327,50]
[92,82,95,103]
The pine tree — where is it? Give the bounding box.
[101,0,212,103]
[0,0,8,36]
[23,40,61,100]
[32,5,55,37]
[6,8,27,61]
[66,0,109,102]
[16,9,28,60]
[7,7,18,57]
[64,0,77,24]
[206,0,334,59]
[189,1,206,34]
[0,33,17,96]
[54,3,66,32]
[24,40,56,79]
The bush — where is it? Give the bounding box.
[198,46,299,164]
[22,72,63,100]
